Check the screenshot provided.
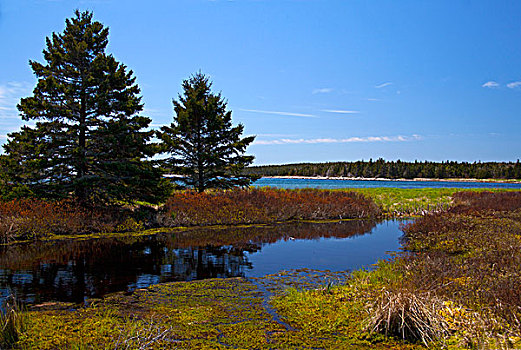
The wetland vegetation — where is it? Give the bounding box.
[1,189,520,349]
[2,187,511,243]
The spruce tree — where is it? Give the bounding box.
[158,72,257,192]
[3,10,165,203]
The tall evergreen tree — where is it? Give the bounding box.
[3,10,165,203]
[158,72,257,192]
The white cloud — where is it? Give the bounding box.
[507,81,521,89]
[0,81,32,116]
[254,134,421,145]
[238,108,317,118]
[312,88,333,94]
[321,109,360,114]
[482,81,499,88]
[375,82,393,89]
[366,98,381,101]
[148,123,167,128]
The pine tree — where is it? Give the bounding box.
[3,10,165,203]
[158,72,257,192]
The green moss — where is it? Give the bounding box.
[16,276,425,349]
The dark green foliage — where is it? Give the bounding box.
[2,10,165,204]
[158,72,257,192]
[245,158,521,180]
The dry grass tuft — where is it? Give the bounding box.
[0,295,27,348]
[364,288,450,346]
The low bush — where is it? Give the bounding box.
[450,190,521,213]
[157,188,380,227]
[0,199,149,242]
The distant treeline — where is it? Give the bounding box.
[244,159,521,180]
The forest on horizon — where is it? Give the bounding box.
[245,159,521,180]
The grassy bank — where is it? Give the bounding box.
[352,187,458,216]
[351,187,519,217]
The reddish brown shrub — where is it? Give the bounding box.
[0,199,142,241]
[158,188,379,227]
[450,191,521,213]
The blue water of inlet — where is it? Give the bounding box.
[253,177,521,190]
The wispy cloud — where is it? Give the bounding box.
[0,81,31,113]
[142,108,168,117]
[0,82,33,134]
[312,88,333,94]
[254,134,421,145]
[482,81,499,88]
[256,133,298,137]
[0,82,38,147]
[375,82,393,89]
[507,81,521,89]
[321,109,360,114]
[238,108,317,118]
[366,98,381,101]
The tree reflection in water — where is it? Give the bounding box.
[0,220,377,304]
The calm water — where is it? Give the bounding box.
[253,177,521,189]
[0,220,406,305]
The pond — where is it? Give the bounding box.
[0,220,407,305]
[254,177,521,189]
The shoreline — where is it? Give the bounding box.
[260,175,521,184]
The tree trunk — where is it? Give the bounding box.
[77,91,87,202]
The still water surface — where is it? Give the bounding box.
[0,220,406,305]
[254,177,521,189]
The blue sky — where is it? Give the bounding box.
[1,0,520,165]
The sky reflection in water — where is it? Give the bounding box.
[0,220,406,304]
